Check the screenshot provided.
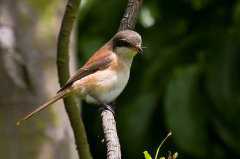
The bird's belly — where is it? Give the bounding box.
[85,69,129,104]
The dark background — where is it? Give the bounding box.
[78,0,240,159]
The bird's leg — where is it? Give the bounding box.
[88,94,115,115]
[109,101,116,112]
[99,103,115,115]
[109,101,116,108]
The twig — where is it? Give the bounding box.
[101,0,143,159]
[119,0,143,31]
[57,0,92,159]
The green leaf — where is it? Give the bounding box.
[206,44,240,123]
[205,33,240,155]
[155,132,172,159]
[164,65,209,158]
[143,151,152,159]
[119,93,157,153]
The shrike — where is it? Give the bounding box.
[17,30,143,125]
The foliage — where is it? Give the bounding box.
[143,132,174,159]
[76,0,240,159]
[144,151,153,159]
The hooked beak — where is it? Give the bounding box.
[134,45,143,54]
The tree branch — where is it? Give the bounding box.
[101,110,121,159]
[101,0,143,159]
[119,0,143,31]
[57,0,92,159]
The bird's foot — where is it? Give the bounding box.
[88,93,116,115]
[99,103,115,116]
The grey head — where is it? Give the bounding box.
[112,30,143,55]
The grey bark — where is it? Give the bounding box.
[101,0,143,159]
[101,110,121,159]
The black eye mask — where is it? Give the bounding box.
[114,39,132,48]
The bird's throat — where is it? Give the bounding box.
[115,47,136,65]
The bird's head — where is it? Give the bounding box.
[112,30,143,58]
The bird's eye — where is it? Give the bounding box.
[116,40,131,47]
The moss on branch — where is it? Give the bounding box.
[56,0,92,159]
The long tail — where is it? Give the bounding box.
[16,89,71,126]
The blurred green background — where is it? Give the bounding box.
[77,0,240,159]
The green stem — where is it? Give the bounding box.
[56,0,92,159]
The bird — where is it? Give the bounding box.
[17,29,143,125]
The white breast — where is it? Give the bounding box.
[85,68,130,104]
[73,51,135,105]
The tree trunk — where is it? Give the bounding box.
[0,0,76,158]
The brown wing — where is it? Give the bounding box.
[58,44,113,92]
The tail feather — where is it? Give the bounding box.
[16,89,70,126]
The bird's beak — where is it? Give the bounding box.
[134,45,143,54]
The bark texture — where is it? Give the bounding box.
[101,110,121,159]
[119,0,143,31]
[57,0,93,159]
[101,0,143,159]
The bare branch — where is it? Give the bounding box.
[57,0,92,158]
[119,0,143,31]
[101,0,143,159]
[101,110,121,159]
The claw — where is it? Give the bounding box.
[99,104,115,116]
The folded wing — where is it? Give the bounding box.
[58,44,113,92]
